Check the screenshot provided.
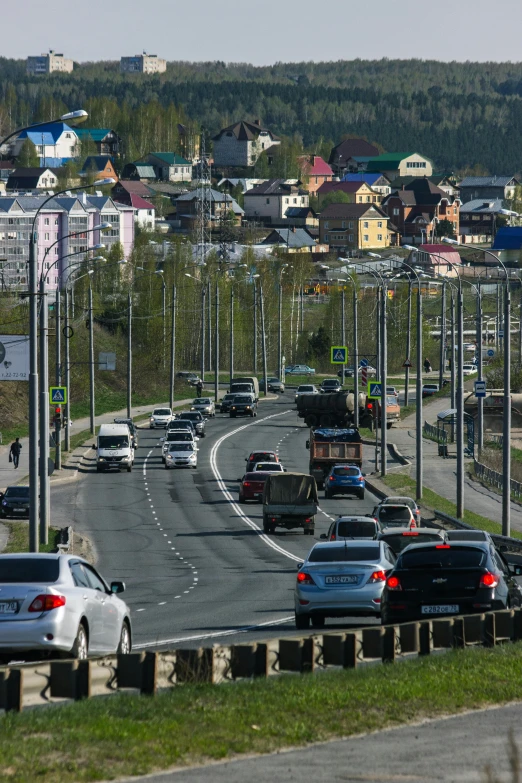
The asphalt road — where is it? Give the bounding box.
[52,396,382,650]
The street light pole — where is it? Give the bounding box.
[201,286,206,383]
[253,282,258,374]
[260,284,268,398]
[439,280,446,391]
[450,291,456,410]
[404,278,412,406]
[376,287,381,381]
[170,285,176,410]
[341,287,346,383]
[380,284,387,477]
[503,283,511,537]
[64,287,71,453]
[353,284,359,429]
[230,285,234,384]
[88,285,95,435]
[127,292,132,419]
[415,278,423,500]
[477,283,484,452]
[278,273,283,382]
[214,280,219,403]
[457,284,464,518]
[162,279,166,370]
[28,230,39,551]
[54,288,61,471]
[38,273,49,544]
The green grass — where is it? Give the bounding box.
[2,644,522,782]
[381,472,522,540]
[3,523,60,553]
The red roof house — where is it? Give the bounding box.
[298,155,333,194]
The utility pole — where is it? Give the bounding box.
[415,280,423,500]
[230,285,234,384]
[253,283,258,373]
[477,284,484,452]
[439,280,446,391]
[380,285,387,477]
[456,285,464,518]
[341,288,346,384]
[54,288,61,471]
[127,293,132,418]
[260,284,268,397]
[503,282,511,537]
[376,287,381,381]
[214,280,219,403]
[207,279,212,373]
[88,285,95,435]
[278,274,283,382]
[450,291,456,410]
[404,279,412,406]
[162,279,166,370]
[353,284,359,429]
[169,285,176,409]
[201,286,206,382]
[64,288,71,453]
[38,275,49,544]
[29,228,39,552]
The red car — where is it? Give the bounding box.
[238,472,271,502]
[245,450,279,472]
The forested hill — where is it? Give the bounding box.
[2,57,522,173]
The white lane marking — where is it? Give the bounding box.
[133,614,295,650]
[209,410,302,563]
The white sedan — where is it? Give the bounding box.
[191,397,215,417]
[165,442,198,469]
[462,364,477,376]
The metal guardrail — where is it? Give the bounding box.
[423,421,447,444]
[473,459,522,500]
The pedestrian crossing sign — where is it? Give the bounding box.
[367,382,383,399]
[50,386,67,404]
[330,346,348,364]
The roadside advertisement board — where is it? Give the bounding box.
[0,334,29,381]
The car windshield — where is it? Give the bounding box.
[167,433,193,442]
[323,381,339,386]
[173,421,194,429]
[387,396,397,405]
[399,547,486,569]
[333,467,360,477]
[336,521,377,537]
[234,396,252,403]
[98,436,129,449]
[193,399,211,405]
[309,546,380,563]
[384,498,416,511]
[268,378,279,383]
[379,506,411,522]
[0,558,60,583]
[4,486,30,498]
[223,395,235,401]
[381,533,443,553]
[154,409,171,416]
[298,386,314,392]
[169,443,194,452]
[424,385,438,391]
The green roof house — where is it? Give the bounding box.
[144,152,193,183]
[366,152,433,179]
[75,128,122,157]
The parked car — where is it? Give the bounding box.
[149,407,173,428]
[375,497,421,527]
[0,486,30,519]
[324,465,365,499]
[230,394,257,418]
[176,410,206,436]
[294,540,397,629]
[386,386,399,399]
[165,441,198,470]
[320,516,381,541]
[381,541,522,625]
[246,450,279,472]
[285,365,316,375]
[462,364,477,377]
[295,384,319,403]
[238,471,271,503]
[219,393,236,413]
[320,379,342,394]
[373,503,416,529]
[259,377,285,393]
[337,363,377,378]
[378,527,445,555]
[0,554,131,662]
[176,371,197,379]
[191,397,215,417]
[422,383,439,398]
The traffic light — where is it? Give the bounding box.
[53,406,62,428]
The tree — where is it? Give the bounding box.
[307,326,330,363]
[435,218,456,238]
[17,138,39,167]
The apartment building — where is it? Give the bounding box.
[120,53,167,74]
[0,194,134,290]
[27,50,73,75]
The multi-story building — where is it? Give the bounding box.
[75,128,123,157]
[143,152,192,182]
[27,50,73,75]
[212,121,280,168]
[10,122,80,167]
[298,156,333,194]
[319,203,390,250]
[243,179,309,223]
[328,138,380,177]
[458,175,519,204]
[120,53,166,74]
[381,178,460,243]
[0,194,134,290]
[316,180,383,204]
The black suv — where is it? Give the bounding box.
[0,486,30,518]
[320,379,342,393]
[176,410,206,437]
[230,394,257,418]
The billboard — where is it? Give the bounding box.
[0,334,30,381]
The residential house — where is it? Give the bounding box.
[75,128,122,157]
[177,123,200,163]
[0,193,134,289]
[120,53,166,74]
[390,173,459,198]
[459,199,505,241]
[284,206,318,228]
[316,180,382,204]
[319,203,390,250]
[112,180,153,200]
[0,162,15,185]
[458,176,519,204]
[381,178,460,243]
[27,49,73,75]
[261,227,317,252]
[366,153,434,180]
[212,120,280,168]
[10,123,80,167]
[120,162,156,182]
[144,152,192,182]
[174,188,244,230]
[406,244,462,278]
[243,179,309,223]
[218,178,267,193]
[79,156,118,183]
[113,192,155,230]
[298,155,333,194]
[328,138,380,177]
[342,172,392,197]
[6,167,61,191]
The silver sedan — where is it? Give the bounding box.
[0,554,131,662]
[294,540,396,629]
[191,397,216,417]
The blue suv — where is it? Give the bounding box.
[324,465,365,500]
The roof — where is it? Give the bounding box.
[320,203,388,220]
[414,245,462,264]
[329,138,380,166]
[317,181,369,196]
[176,188,244,214]
[459,198,504,214]
[80,156,114,173]
[367,153,432,173]
[245,179,306,197]
[261,228,315,248]
[18,122,75,144]
[75,128,115,142]
[299,155,333,177]
[113,180,153,196]
[147,152,191,166]
[385,178,455,206]
[459,176,518,189]
[213,120,279,143]
[7,168,61,188]
[492,227,522,250]
[285,206,315,218]
[342,173,389,186]
[114,193,155,210]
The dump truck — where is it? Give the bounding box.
[296,391,399,429]
[262,473,318,535]
[306,428,363,489]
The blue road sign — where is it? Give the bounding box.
[368,382,383,399]
[360,358,369,367]
[487,349,495,357]
[330,346,347,364]
[499,329,504,338]
[474,380,486,398]
[50,386,67,404]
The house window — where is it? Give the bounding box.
[324,234,329,241]
[55,218,59,225]
[293,198,297,204]
[358,196,363,202]
[349,221,354,229]
[372,196,377,202]
[454,207,457,215]
[363,234,369,242]
[266,198,270,204]
[65,133,71,139]
[366,196,370,202]
[342,221,346,229]
[349,234,354,241]
[363,222,369,228]
[44,233,50,240]
[324,222,329,229]
[285,198,289,204]
[378,221,382,228]
[377,234,383,241]
[393,208,399,216]
[44,218,50,226]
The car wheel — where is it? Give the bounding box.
[358,490,365,500]
[117,621,132,655]
[311,616,325,628]
[295,614,310,630]
[262,516,269,533]
[96,466,102,473]
[127,465,132,473]
[231,413,236,418]
[164,465,169,470]
[239,493,244,503]
[70,622,89,660]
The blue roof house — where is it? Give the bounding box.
[11,122,80,166]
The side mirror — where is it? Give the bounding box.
[284,468,288,472]
[110,580,125,594]
[362,473,366,477]
[320,534,327,540]
[510,565,522,577]
[296,562,304,570]
[0,493,4,501]
[91,444,96,450]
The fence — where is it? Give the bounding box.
[423,421,447,444]
[473,459,522,501]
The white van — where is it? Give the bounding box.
[93,423,135,473]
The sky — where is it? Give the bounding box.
[5,0,522,65]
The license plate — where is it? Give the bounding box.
[254,493,262,498]
[421,605,459,615]
[325,575,359,585]
[13,508,25,513]
[0,602,17,614]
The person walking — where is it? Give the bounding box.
[196,380,203,397]
[9,437,22,469]
[424,357,432,374]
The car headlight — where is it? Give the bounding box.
[97,457,106,462]
[121,457,129,462]
[2,501,7,506]
[150,417,154,422]
[231,406,236,410]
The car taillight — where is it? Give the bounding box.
[329,476,335,481]
[480,572,499,588]
[403,531,419,536]
[330,534,336,541]
[358,477,364,483]
[369,570,386,583]
[297,572,315,585]
[243,482,250,487]
[410,520,417,529]
[436,544,450,549]
[386,575,402,591]
[28,594,66,612]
